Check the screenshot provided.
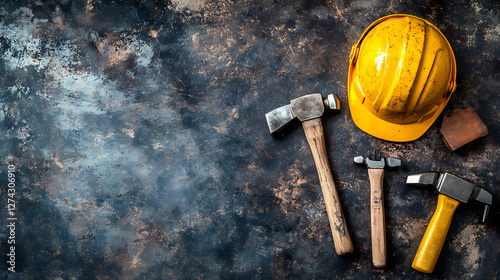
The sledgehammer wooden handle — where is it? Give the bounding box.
[302,118,353,255]
[368,168,387,268]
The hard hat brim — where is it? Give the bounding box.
[348,88,447,142]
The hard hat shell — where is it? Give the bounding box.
[348,14,457,142]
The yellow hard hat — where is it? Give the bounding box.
[348,14,457,142]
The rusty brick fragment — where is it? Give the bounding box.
[440,107,488,151]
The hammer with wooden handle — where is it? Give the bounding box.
[265,93,353,255]
[354,153,401,268]
[406,172,492,273]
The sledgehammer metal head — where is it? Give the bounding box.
[407,172,492,223]
[265,93,340,134]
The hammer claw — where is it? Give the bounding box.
[472,186,493,223]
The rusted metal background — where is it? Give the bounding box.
[0,0,498,279]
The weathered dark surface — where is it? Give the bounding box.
[0,0,498,279]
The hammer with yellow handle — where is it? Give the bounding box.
[406,172,492,274]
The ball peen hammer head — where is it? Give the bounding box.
[406,172,492,223]
[265,93,340,134]
[354,153,401,169]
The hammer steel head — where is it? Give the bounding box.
[406,172,492,223]
[265,93,340,134]
[354,153,401,169]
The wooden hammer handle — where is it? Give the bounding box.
[368,168,386,268]
[302,118,353,255]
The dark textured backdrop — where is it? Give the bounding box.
[0,0,499,279]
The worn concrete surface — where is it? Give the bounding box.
[0,0,498,279]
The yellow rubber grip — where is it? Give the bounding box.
[412,194,460,273]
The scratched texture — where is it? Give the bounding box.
[0,0,499,279]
